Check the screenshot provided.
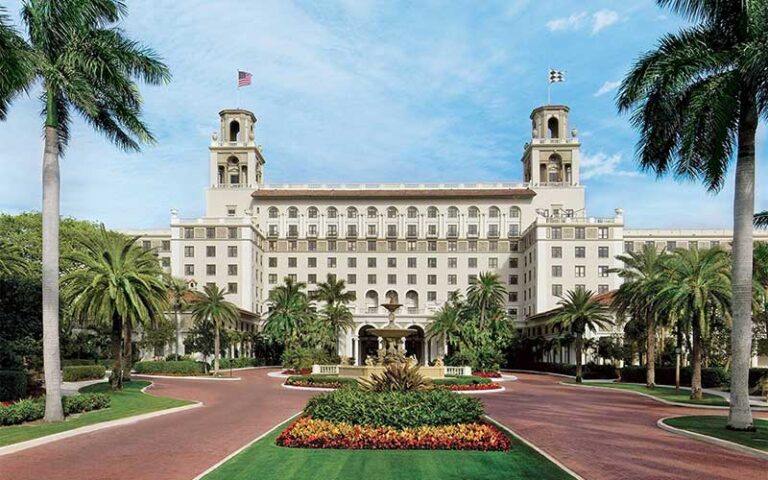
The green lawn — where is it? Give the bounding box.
[0,381,191,447]
[664,416,768,452]
[202,420,573,480]
[571,382,730,406]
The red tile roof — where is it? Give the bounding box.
[251,188,536,200]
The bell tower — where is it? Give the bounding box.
[521,105,581,186]
[209,109,265,189]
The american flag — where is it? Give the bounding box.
[238,71,252,87]
[549,69,565,83]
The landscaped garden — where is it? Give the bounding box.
[568,382,730,407]
[0,381,191,447]
[663,416,768,452]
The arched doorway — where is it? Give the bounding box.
[358,325,379,365]
[405,325,425,365]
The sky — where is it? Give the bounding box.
[0,0,766,230]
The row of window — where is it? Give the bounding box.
[624,239,721,253]
[269,223,520,238]
[196,281,239,294]
[551,246,610,258]
[552,284,610,296]
[268,239,521,253]
[182,226,240,240]
[549,226,610,239]
[183,264,239,276]
[183,245,239,258]
[551,265,611,278]
[270,256,516,269]
[269,206,523,220]
[141,240,171,252]
[267,272,521,288]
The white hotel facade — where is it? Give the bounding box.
[126,104,768,365]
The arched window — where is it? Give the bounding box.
[347,207,358,218]
[229,120,240,141]
[468,206,480,218]
[327,207,338,219]
[547,154,563,182]
[268,207,279,219]
[448,206,459,218]
[489,206,500,218]
[287,207,298,219]
[407,207,419,219]
[365,290,379,313]
[307,207,318,219]
[547,117,559,139]
[387,207,398,218]
[227,156,240,185]
[367,207,378,218]
[509,207,521,219]
[427,206,438,218]
[405,290,419,312]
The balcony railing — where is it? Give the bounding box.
[260,181,529,190]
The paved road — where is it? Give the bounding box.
[484,372,768,480]
[0,369,313,480]
[1,370,766,480]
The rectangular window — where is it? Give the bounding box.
[508,224,520,236]
[624,241,634,253]
[288,225,298,237]
[427,291,437,302]
[508,291,518,302]
[228,246,238,258]
[407,225,417,237]
[388,241,397,252]
[428,257,437,268]
[468,258,478,268]
[448,241,457,252]
[598,227,609,239]
[575,265,586,277]
[551,227,562,239]
[288,273,297,282]
[448,257,457,268]
[347,225,358,237]
[509,275,519,285]
[666,241,677,252]
[161,257,170,267]
[408,257,417,268]
[468,274,477,283]
[348,257,357,268]
[228,227,237,239]
[448,274,457,285]
[347,241,356,251]
[206,264,216,275]
[206,227,215,239]
[227,282,238,294]
[184,264,194,275]
[575,227,585,240]
[387,225,397,237]
[268,225,278,236]
[488,257,498,268]
[598,265,609,277]
[368,240,377,252]
[427,274,437,285]
[447,225,458,237]
[308,257,317,268]
[327,257,337,268]
[162,240,170,251]
[489,241,498,252]
[368,274,377,284]
[184,227,194,239]
[388,257,397,268]
[288,257,297,268]
[347,274,356,284]
[307,224,318,236]
[575,246,585,258]
[467,224,478,236]
[408,274,417,285]
[269,274,277,284]
[598,284,609,294]
[206,246,216,257]
[510,241,519,252]
[184,246,194,258]
[388,274,397,285]
[328,240,337,251]
[598,246,609,258]
[468,241,477,252]
[428,225,437,236]
[327,225,337,237]
[228,264,238,276]
[552,284,563,297]
[488,224,499,237]
[552,265,562,277]
[428,241,437,252]
[368,257,377,268]
[551,246,562,258]
[308,240,317,251]
[367,224,377,236]
[575,284,586,292]
[268,257,277,267]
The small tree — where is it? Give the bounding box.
[190,285,239,376]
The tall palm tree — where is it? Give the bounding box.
[0,6,31,120]
[756,211,768,228]
[657,248,731,400]
[611,244,667,388]
[190,284,239,376]
[553,289,614,383]
[165,276,191,357]
[0,0,170,421]
[466,272,507,330]
[310,275,355,353]
[264,277,313,348]
[62,227,167,390]
[0,239,28,277]
[617,0,767,430]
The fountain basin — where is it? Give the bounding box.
[338,365,446,380]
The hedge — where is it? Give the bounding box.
[62,365,106,382]
[524,362,618,379]
[285,375,359,388]
[304,388,485,429]
[0,370,27,402]
[432,376,492,386]
[133,360,206,375]
[217,357,269,369]
[620,366,729,388]
[0,393,110,426]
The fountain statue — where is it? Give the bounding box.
[368,301,415,363]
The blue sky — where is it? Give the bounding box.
[0,0,765,229]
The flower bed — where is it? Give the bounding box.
[472,371,502,378]
[439,383,502,392]
[276,416,511,451]
[0,393,110,426]
[285,375,358,389]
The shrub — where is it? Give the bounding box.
[164,354,191,362]
[285,375,358,389]
[432,376,492,386]
[445,351,475,367]
[360,364,429,392]
[0,393,110,426]
[749,368,768,390]
[281,347,334,370]
[0,370,28,402]
[304,388,484,429]
[276,417,511,451]
[62,365,106,382]
[133,360,206,375]
[473,371,502,378]
[218,357,267,369]
[62,359,98,367]
[620,366,729,388]
[524,362,618,380]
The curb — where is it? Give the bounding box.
[192,412,301,480]
[133,374,241,381]
[280,383,509,394]
[267,371,292,379]
[282,384,340,392]
[0,385,203,457]
[485,415,585,480]
[455,386,506,395]
[491,375,518,383]
[657,416,768,461]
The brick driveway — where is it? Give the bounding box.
[1,369,766,480]
[484,372,768,480]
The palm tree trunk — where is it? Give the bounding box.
[123,321,132,381]
[42,123,64,422]
[691,321,703,400]
[575,334,583,383]
[213,320,220,376]
[729,89,757,430]
[110,315,123,391]
[175,306,181,357]
[646,315,656,388]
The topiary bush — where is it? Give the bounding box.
[304,388,484,429]
[360,363,429,392]
[133,360,206,375]
[62,365,106,382]
[0,393,110,426]
[0,370,28,402]
[620,366,729,388]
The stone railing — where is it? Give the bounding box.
[311,364,340,375]
[444,366,472,376]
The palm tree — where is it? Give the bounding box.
[0,6,31,120]
[165,276,191,357]
[617,0,767,430]
[426,297,463,353]
[466,272,507,330]
[657,248,731,400]
[310,275,355,353]
[62,227,167,390]
[190,284,239,376]
[553,289,614,383]
[0,239,28,277]
[264,277,313,348]
[755,211,768,228]
[0,1,170,421]
[611,244,667,387]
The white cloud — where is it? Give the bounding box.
[581,152,640,180]
[546,12,588,32]
[592,9,619,33]
[593,80,621,97]
[546,9,619,34]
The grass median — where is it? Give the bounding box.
[663,416,768,452]
[567,382,729,406]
